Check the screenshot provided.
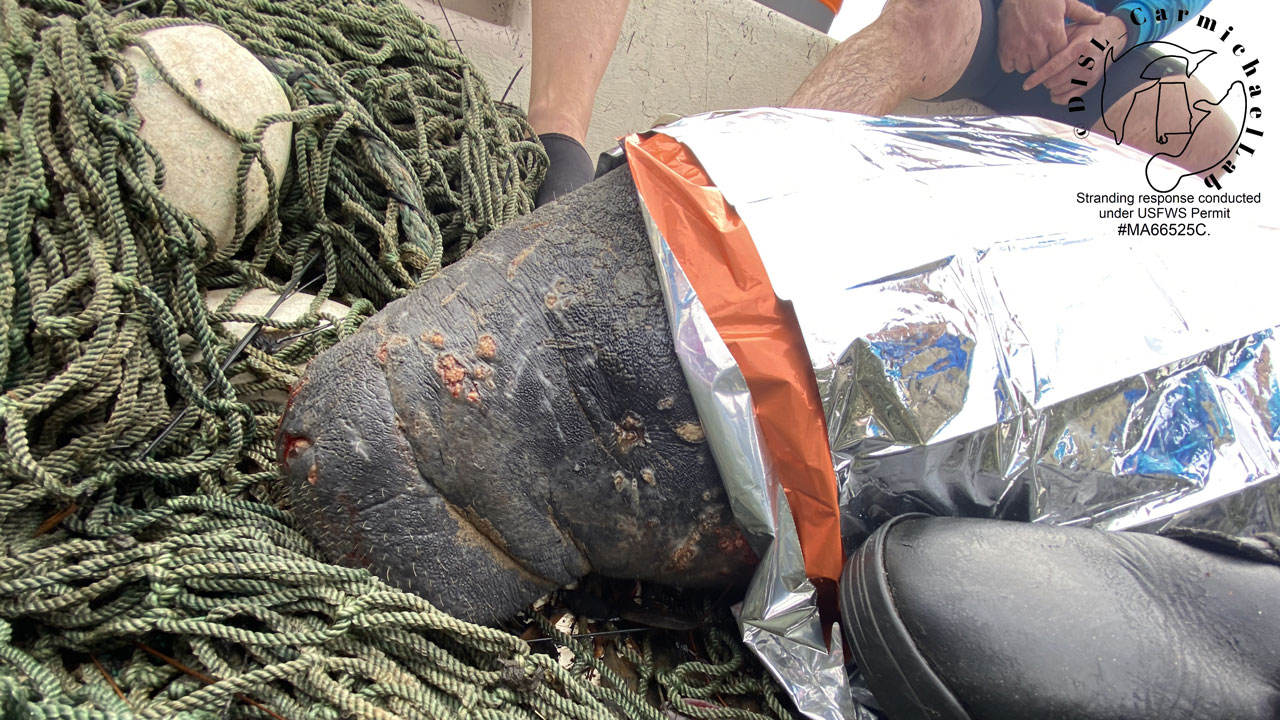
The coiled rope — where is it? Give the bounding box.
[0,0,791,717]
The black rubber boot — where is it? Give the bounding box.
[534,132,594,207]
[841,515,1280,720]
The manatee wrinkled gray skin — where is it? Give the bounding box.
[278,168,757,624]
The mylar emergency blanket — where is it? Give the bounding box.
[624,108,1280,720]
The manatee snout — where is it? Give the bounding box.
[278,169,756,624]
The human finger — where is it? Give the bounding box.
[1025,48,1075,90]
[1048,73,1099,104]
[1030,42,1054,72]
[999,39,1016,73]
[1046,77,1078,100]
[1050,87,1077,105]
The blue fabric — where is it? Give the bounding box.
[1089,0,1214,47]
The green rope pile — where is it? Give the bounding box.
[0,0,793,717]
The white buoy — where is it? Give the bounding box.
[124,25,292,251]
[204,288,350,342]
[193,288,350,405]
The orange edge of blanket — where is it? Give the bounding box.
[624,132,843,583]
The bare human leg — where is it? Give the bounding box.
[1092,73,1242,187]
[527,0,628,206]
[787,0,984,115]
[527,0,629,144]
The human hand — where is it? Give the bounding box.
[1023,15,1129,104]
[997,0,1106,74]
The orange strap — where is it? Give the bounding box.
[626,133,843,583]
[817,0,841,14]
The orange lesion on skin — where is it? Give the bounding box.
[435,354,469,398]
[435,352,486,404]
[675,422,705,443]
[376,335,410,365]
[280,435,312,470]
[507,244,536,279]
[666,532,700,572]
[665,508,731,573]
[713,525,757,565]
[285,375,309,410]
[613,413,647,454]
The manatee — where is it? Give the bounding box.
[277,168,756,624]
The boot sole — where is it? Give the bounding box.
[841,514,971,720]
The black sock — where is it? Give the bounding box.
[535,133,595,207]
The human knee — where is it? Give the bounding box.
[879,0,980,42]
[1156,76,1242,171]
[1096,74,1244,174]
[1183,81,1243,165]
